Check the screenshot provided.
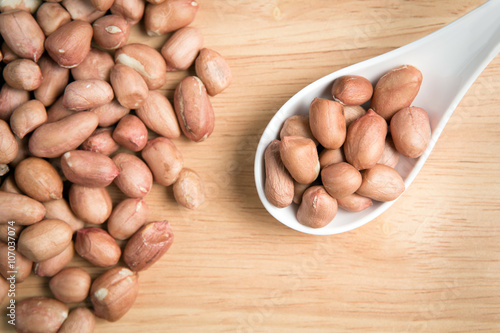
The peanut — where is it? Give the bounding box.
[110,64,149,109]
[195,48,232,96]
[62,79,114,111]
[144,0,198,36]
[34,242,75,277]
[173,168,205,209]
[14,157,63,202]
[264,140,294,208]
[309,97,346,149]
[58,307,95,333]
[390,106,431,158]
[112,153,153,197]
[112,114,148,151]
[61,150,119,187]
[161,27,203,71]
[75,227,121,267]
[297,185,337,228]
[0,191,45,225]
[16,297,68,333]
[280,135,319,184]
[3,59,43,91]
[34,55,70,107]
[331,75,373,105]
[69,184,112,224]
[49,267,91,303]
[141,137,184,186]
[321,162,362,199]
[136,90,181,139]
[107,198,149,240]
[10,100,47,139]
[279,114,318,145]
[357,164,405,201]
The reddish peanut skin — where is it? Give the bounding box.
[0,191,46,225]
[390,106,431,158]
[280,135,319,185]
[144,0,198,36]
[331,75,373,106]
[69,184,112,224]
[75,228,121,267]
[45,20,93,68]
[110,0,145,25]
[49,267,91,303]
[309,97,346,149]
[141,137,183,186]
[34,55,70,107]
[81,127,120,155]
[0,242,32,282]
[377,136,400,168]
[90,267,139,322]
[93,14,130,50]
[3,59,42,91]
[264,140,294,208]
[110,64,149,109]
[344,105,366,128]
[174,76,215,142]
[357,164,405,202]
[0,223,23,241]
[62,0,106,22]
[0,10,45,62]
[58,307,95,333]
[292,181,309,205]
[14,157,63,202]
[91,0,114,11]
[61,150,119,187]
[319,148,344,169]
[43,199,85,232]
[136,90,181,139]
[280,114,318,145]
[112,153,153,197]
[29,111,99,158]
[46,97,75,123]
[195,48,232,96]
[34,242,75,277]
[16,297,68,333]
[321,162,362,199]
[123,220,174,271]
[112,114,148,152]
[10,100,47,139]
[107,198,149,240]
[1,42,19,64]
[92,100,130,127]
[161,27,203,71]
[344,109,387,170]
[371,65,423,120]
[337,193,373,212]
[173,168,205,209]
[0,119,19,164]
[297,186,337,229]
[71,48,115,82]
[63,79,114,111]
[36,2,71,36]
[0,84,30,121]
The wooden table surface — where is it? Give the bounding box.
[4,0,500,332]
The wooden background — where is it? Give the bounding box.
[3,0,500,332]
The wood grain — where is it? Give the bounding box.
[3,0,500,332]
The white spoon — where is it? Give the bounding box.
[254,0,500,235]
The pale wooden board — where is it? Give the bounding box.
[3,0,500,332]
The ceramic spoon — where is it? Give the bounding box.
[254,0,500,235]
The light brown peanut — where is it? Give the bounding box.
[0,223,23,242]
[75,227,121,267]
[371,64,423,120]
[377,136,400,168]
[16,297,68,333]
[297,185,337,229]
[34,241,74,277]
[390,106,431,158]
[195,48,232,96]
[309,97,346,149]
[36,2,71,36]
[136,90,181,139]
[123,220,174,271]
[321,162,362,199]
[280,114,318,145]
[63,79,114,111]
[81,127,120,156]
[292,181,310,205]
[46,97,75,123]
[49,267,91,303]
[264,140,294,208]
[110,0,145,25]
[141,137,183,186]
[92,99,130,127]
[0,119,19,164]
[18,219,73,262]
[114,44,167,90]
[61,150,119,187]
[0,242,32,282]
[0,191,45,225]
[0,84,30,121]
[29,111,99,158]
[69,184,112,224]
[110,64,149,109]
[58,307,95,333]
[337,193,373,212]
[43,199,85,232]
[62,0,106,22]
[1,42,19,64]
[144,0,198,36]
[173,168,205,209]
[174,76,214,142]
[90,266,139,322]
[344,109,387,170]
[10,100,47,139]
[280,135,319,185]
[0,10,45,62]
[112,114,148,151]
[161,27,203,71]
[357,164,405,201]
[93,14,130,50]
[112,153,153,197]
[319,148,344,169]
[91,0,114,11]
[344,105,366,128]
[14,157,63,202]
[331,75,373,105]
[34,55,70,107]
[3,59,42,91]
[71,48,115,81]
[45,20,93,68]
[107,198,149,240]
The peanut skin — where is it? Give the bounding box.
[264,140,294,208]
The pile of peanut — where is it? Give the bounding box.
[0,0,231,331]
[265,65,431,229]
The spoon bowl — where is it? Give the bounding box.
[254,0,500,235]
